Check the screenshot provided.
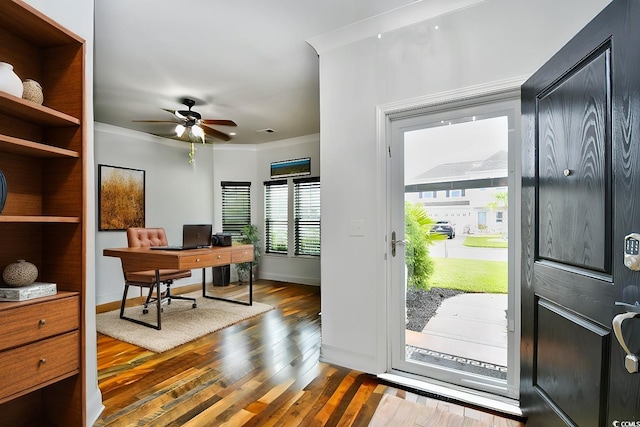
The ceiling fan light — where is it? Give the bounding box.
[192,125,205,141]
[175,124,186,137]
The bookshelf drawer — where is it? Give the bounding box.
[0,331,79,403]
[0,294,79,351]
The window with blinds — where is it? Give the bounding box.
[221,181,251,242]
[264,180,288,254]
[294,177,320,256]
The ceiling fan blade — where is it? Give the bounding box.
[151,133,210,145]
[163,108,190,120]
[132,119,179,123]
[201,119,237,127]
[151,132,181,139]
[201,124,232,141]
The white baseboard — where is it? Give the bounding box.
[86,386,105,427]
[259,272,320,286]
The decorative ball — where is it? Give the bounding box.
[22,79,43,105]
[3,259,38,287]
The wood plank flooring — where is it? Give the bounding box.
[95,280,526,426]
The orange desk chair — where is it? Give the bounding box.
[119,227,196,330]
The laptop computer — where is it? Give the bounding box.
[150,224,212,250]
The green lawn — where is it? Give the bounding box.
[426,257,508,293]
[462,235,508,248]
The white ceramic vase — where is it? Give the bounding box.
[0,62,23,98]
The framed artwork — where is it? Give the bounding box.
[98,164,145,231]
[270,157,311,178]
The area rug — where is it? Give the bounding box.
[96,292,273,353]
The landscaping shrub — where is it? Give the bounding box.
[405,202,438,290]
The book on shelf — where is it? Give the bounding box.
[0,282,57,301]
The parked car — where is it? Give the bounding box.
[432,221,455,239]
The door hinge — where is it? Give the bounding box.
[388,146,391,157]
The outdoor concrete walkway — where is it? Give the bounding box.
[406,293,508,367]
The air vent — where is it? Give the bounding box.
[257,128,276,133]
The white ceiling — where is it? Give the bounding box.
[93,0,422,145]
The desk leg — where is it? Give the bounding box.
[155,269,162,329]
[119,269,162,330]
[249,263,253,305]
[202,264,253,306]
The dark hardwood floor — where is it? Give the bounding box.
[95,280,525,426]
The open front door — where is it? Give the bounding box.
[521,0,640,425]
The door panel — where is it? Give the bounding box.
[522,0,640,425]
[538,48,610,273]
[535,299,609,427]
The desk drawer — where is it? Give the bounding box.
[231,247,253,264]
[182,251,232,269]
[0,331,79,402]
[0,295,79,351]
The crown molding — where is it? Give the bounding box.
[307,0,485,55]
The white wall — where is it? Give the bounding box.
[95,127,321,298]
[256,134,321,285]
[95,124,216,304]
[20,0,102,424]
[211,135,321,285]
[311,0,611,373]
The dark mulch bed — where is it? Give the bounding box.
[406,286,465,332]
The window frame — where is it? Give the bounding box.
[221,181,251,242]
[294,177,320,256]
[264,179,289,254]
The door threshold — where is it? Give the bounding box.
[378,371,523,418]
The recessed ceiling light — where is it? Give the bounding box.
[377,33,382,39]
[434,25,439,30]
[229,132,236,136]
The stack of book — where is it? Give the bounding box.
[0,282,57,302]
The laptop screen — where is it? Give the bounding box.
[182,224,212,248]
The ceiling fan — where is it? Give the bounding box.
[133,97,237,144]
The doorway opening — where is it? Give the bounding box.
[385,91,521,404]
[404,116,509,381]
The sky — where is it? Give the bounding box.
[404,115,509,183]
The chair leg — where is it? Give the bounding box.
[166,282,197,309]
[142,284,155,314]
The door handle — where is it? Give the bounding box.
[613,302,640,374]
[391,231,407,257]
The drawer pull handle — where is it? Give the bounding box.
[196,258,200,262]
[217,255,222,259]
[39,319,46,327]
[39,358,46,366]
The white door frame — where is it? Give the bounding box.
[376,76,526,407]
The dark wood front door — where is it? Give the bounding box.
[522,0,640,425]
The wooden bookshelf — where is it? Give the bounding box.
[0,1,86,425]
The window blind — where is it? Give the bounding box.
[264,180,288,254]
[294,177,320,256]
[221,181,251,242]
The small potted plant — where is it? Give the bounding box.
[236,224,261,283]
